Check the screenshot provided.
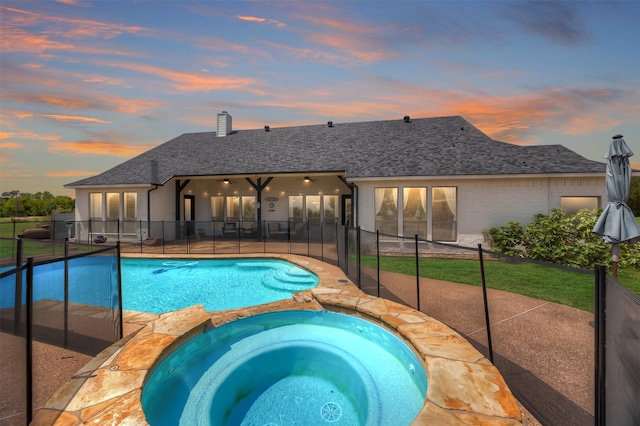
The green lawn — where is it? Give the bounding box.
[361,255,640,313]
[0,217,89,260]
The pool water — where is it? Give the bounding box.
[142,310,427,425]
[122,258,318,313]
[1,258,318,315]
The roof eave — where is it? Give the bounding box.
[64,183,159,190]
[347,172,606,182]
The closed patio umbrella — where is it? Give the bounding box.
[592,134,640,278]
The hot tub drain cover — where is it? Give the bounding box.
[321,402,342,422]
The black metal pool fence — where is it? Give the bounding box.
[0,238,121,425]
[1,219,638,425]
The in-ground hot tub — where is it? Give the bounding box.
[142,310,427,425]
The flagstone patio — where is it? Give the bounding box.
[31,254,523,425]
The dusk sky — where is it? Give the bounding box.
[1,0,639,197]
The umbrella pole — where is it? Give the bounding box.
[612,243,620,280]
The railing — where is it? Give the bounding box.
[0,238,121,425]
[1,219,637,425]
[594,264,639,425]
[348,230,637,426]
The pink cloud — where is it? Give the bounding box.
[307,33,392,63]
[1,5,147,39]
[45,170,97,177]
[194,36,272,60]
[43,114,111,124]
[0,142,21,149]
[0,26,136,57]
[0,129,60,142]
[48,140,153,157]
[4,92,165,115]
[293,13,375,35]
[104,61,265,94]
[260,41,349,64]
[0,169,34,179]
[236,15,286,27]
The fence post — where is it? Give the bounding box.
[117,241,124,340]
[321,222,325,262]
[64,238,69,348]
[344,224,349,272]
[186,223,190,254]
[594,264,606,426]
[357,226,361,289]
[12,218,17,257]
[161,221,165,254]
[376,230,380,298]
[25,256,34,425]
[477,244,494,364]
[415,235,420,312]
[14,236,23,334]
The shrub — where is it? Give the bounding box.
[483,222,524,257]
[485,208,638,270]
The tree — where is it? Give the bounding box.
[1,190,22,216]
[0,191,75,217]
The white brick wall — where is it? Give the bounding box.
[72,175,605,248]
[354,176,605,248]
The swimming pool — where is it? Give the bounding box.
[0,258,318,314]
[122,258,318,314]
[142,310,427,425]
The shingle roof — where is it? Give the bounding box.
[65,115,605,187]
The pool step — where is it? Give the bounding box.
[233,262,275,270]
[261,268,317,291]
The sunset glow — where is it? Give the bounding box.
[0,1,638,196]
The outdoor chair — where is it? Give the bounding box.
[243,223,257,237]
[222,222,238,238]
[291,222,306,239]
[268,222,288,239]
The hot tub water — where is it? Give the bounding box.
[142,310,427,425]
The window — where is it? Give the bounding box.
[89,192,103,233]
[89,193,102,221]
[289,196,303,220]
[306,195,321,222]
[226,196,240,221]
[375,188,398,236]
[89,192,137,234]
[211,196,224,222]
[106,192,120,233]
[323,195,338,224]
[123,192,137,233]
[211,195,255,224]
[403,187,427,238]
[432,187,456,241]
[242,196,256,223]
[560,197,599,216]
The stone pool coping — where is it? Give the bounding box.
[33,253,523,425]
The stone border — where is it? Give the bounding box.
[33,254,522,425]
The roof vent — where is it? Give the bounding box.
[521,161,529,168]
[217,111,232,137]
[327,121,333,128]
[403,115,411,123]
[264,125,270,132]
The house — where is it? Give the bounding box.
[65,112,606,246]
